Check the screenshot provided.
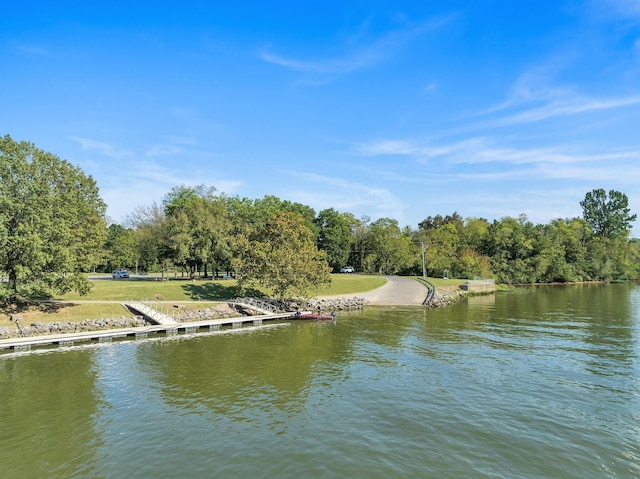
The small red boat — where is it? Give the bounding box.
[292,311,337,320]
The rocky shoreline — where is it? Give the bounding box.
[0,316,149,339]
[285,296,370,312]
[0,288,470,339]
[0,304,242,339]
[424,286,468,308]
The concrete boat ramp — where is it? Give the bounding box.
[0,312,293,352]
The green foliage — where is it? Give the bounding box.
[481,215,538,283]
[418,211,464,232]
[162,185,231,277]
[315,208,352,271]
[346,213,370,272]
[229,194,317,235]
[102,224,136,271]
[0,135,107,301]
[234,211,331,299]
[363,218,415,275]
[423,223,460,277]
[125,202,168,273]
[455,248,492,279]
[581,189,637,239]
[10,137,637,302]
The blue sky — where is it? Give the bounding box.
[2,1,639,234]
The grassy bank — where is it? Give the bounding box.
[0,274,388,326]
[59,274,387,301]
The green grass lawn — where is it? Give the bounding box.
[59,274,388,302]
[0,303,131,327]
[0,274,454,327]
[60,278,247,301]
[424,277,468,288]
[0,274,388,326]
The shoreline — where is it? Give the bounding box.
[0,279,470,340]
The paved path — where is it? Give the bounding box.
[23,277,428,308]
[321,276,428,306]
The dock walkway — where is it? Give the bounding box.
[123,300,178,325]
[0,312,292,351]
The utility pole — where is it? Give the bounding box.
[421,241,427,279]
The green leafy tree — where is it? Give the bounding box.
[0,135,107,301]
[234,211,331,299]
[533,218,590,282]
[421,223,460,278]
[226,194,318,278]
[163,185,230,278]
[418,211,464,232]
[125,202,167,274]
[459,217,490,252]
[627,239,640,280]
[482,215,538,283]
[453,247,492,279]
[103,224,136,271]
[345,214,369,272]
[363,218,415,275]
[580,189,636,239]
[315,208,352,271]
[230,195,317,236]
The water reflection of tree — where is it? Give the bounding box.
[0,350,101,478]
[136,322,356,415]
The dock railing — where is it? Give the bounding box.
[415,277,436,305]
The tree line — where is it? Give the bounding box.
[1,135,638,302]
[98,185,640,288]
[103,188,639,286]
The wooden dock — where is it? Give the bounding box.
[0,312,293,351]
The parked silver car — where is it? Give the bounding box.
[112,269,130,279]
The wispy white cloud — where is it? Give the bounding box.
[68,136,134,159]
[260,14,455,77]
[354,138,482,158]
[352,136,640,187]
[494,94,640,125]
[283,170,405,222]
[473,67,640,126]
[98,161,244,222]
[67,136,242,221]
[357,136,640,164]
[100,160,244,194]
[144,135,224,161]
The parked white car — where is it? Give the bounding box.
[340,266,355,273]
[112,269,130,279]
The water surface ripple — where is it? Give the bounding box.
[1,284,639,478]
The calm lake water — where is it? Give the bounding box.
[1,284,639,478]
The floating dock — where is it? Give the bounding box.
[0,312,293,351]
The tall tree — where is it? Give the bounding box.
[418,212,464,232]
[163,185,230,278]
[234,211,331,299]
[364,218,415,275]
[482,215,537,284]
[315,208,352,271]
[580,189,636,239]
[0,135,107,301]
[422,223,460,278]
[125,202,167,274]
[103,224,136,272]
[346,214,370,272]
